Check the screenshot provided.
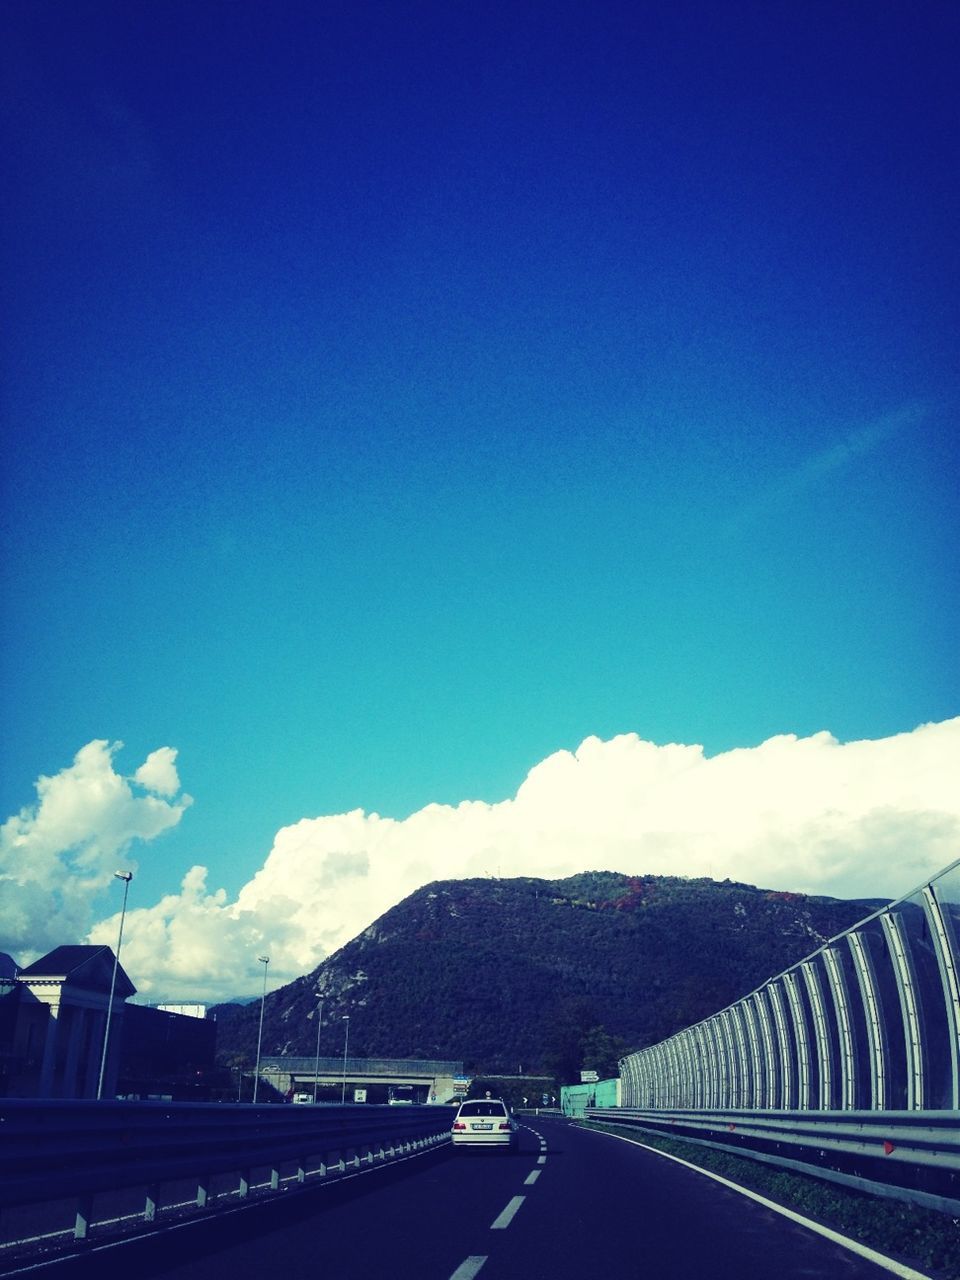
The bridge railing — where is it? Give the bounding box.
[259,1055,463,1077]
[620,858,960,1113]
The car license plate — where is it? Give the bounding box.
[473,1123,493,1130]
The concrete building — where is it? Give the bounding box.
[7,945,135,1098]
[0,947,217,1100]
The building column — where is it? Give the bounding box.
[36,1000,61,1096]
[79,1008,103,1098]
[60,1003,84,1098]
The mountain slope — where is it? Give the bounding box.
[210,872,879,1072]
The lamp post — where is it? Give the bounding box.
[340,1014,350,1104]
[253,955,269,1103]
[313,996,324,1103]
[97,870,133,1101]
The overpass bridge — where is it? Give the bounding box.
[256,1055,465,1105]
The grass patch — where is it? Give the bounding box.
[578,1120,960,1278]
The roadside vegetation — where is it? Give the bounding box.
[580,1120,960,1279]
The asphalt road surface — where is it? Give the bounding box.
[20,1117,923,1280]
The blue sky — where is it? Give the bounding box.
[2,2,958,995]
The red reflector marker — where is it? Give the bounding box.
[883,1140,895,1155]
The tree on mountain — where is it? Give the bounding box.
[541,999,624,1084]
[580,1025,628,1080]
[541,997,596,1084]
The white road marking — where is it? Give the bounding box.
[490,1195,526,1229]
[524,1170,541,1185]
[537,1155,546,1164]
[590,1129,936,1280]
[449,1257,487,1280]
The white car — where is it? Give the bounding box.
[451,1098,518,1150]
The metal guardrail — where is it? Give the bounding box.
[0,1099,452,1257]
[584,1106,960,1215]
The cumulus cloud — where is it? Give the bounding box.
[0,740,191,959]
[94,719,960,1004]
[134,748,182,798]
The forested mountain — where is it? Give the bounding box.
[210,872,879,1076]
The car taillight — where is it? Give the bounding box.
[452,1122,466,1130]
[498,1123,511,1130]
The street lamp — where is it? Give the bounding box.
[340,1014,350,1104]
[313,996,324,1103]
[253,955,269,1103]
[97,870,133,1100]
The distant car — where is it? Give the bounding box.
[451,1098,518,1151]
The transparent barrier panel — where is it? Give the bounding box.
[823,945,857,1109]
[741,997,763,1110]
[802,958,837,1109]
[783,971,815,1110]
[767,980,795,1109]
[752,989,778,1109]
[858,920,907,1109]
[896,893,950,1107]
[929,865,960,1108]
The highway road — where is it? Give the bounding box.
[24,1117,924,1280]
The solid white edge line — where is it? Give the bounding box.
[490,1196,526,1230]
[449,1256,487,1280]
[524,1170,541,1185]
[588,1128,934,1280]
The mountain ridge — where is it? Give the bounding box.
[210,871,882,1074]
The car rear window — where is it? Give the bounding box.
[458,1101,507,1117]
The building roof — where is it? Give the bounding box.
[19,945,111,977]
[18,945,136,996]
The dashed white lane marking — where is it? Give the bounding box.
[591,1130,934,1280]
[524,1170,541,1186]
[490,1195,526,1230]
[537,1155,546,1164]
[449,1256,487,1280]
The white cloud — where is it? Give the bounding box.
[80,718,960,1004]
[134,747,182,797]
[0,740,191,959]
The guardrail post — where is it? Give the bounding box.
[296,1157,306,1184]
[270,1167,279,1190]
[145,1186,159,1222]
[238,1170,250,1199]
[196,1178,210,1209]
[74,1196,93,1240]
